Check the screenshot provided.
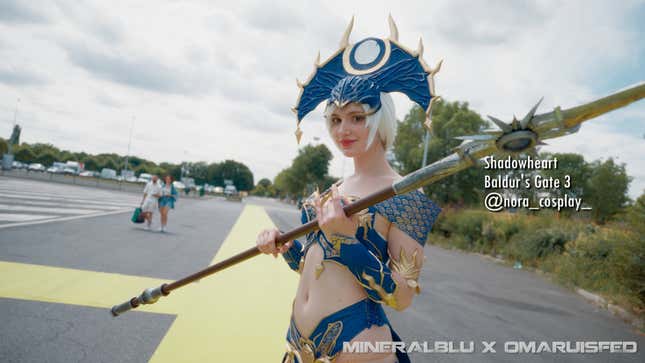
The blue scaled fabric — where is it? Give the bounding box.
[281,190,441,363]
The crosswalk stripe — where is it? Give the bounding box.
[0,178,140,229]
[1,200,124,210]
[0,188,140,201]
[0,193,137,207]
[0,204,104,215]
[0,208,131,229]
[0,213,55,222]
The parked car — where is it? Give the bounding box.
[213,186,224,194]
[125,176,138,183]
[47,166,65,174]
[100,168,117,179]
[224,185,238,196]
[172,181,186,190]
[137,173,152,184]
[64,161,82,174]
[28,163,46,172]
[63,167,78,175]
[12,161,27,169]
[79,170,96,177]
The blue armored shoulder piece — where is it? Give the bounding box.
[373,190,441,246]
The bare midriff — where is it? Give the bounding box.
[292,242,396,362]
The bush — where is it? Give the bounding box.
[507,227,579,265]
[429,207,644,311]
[550,228,645,309]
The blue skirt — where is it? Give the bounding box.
[159,196,175,209]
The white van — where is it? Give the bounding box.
[100,168,117,179]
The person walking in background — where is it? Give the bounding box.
[158,174,178,232]
[140,175,161,230]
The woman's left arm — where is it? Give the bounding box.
[386,227,425,311]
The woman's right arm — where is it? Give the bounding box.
[256,228,303,273]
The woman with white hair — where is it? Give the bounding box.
[257,17,441,363]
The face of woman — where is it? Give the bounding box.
[329,103,376,157]
[164,176,172,185]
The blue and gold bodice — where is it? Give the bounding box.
[284,189,441,272]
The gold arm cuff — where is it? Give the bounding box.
[389,248,422,294]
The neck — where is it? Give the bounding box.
[352,142,392,177]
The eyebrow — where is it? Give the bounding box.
[331,110,366,117]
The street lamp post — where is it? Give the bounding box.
[124,116,134,173]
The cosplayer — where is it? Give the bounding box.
[256,16,442,363]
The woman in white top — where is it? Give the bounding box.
[140,175,162,230]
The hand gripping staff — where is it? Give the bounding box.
[112,82,644,317]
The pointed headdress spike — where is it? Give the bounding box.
[520,97,544,129]
[431,59,443,76]
[417,37,424,57]
[295,122,303,144]
[339,16,354,48]
[314,51,321,67]
[388,14,399,41]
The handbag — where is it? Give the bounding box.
[131,207,144,223]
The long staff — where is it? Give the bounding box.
[112,82,644,317]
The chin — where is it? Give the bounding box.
[339,147,362,158]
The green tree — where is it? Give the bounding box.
[206,162,222,185]
[103,158,118,171]
[258,178,272,188]
[187,161,208,184]
[288,144,333,196]
[35,151,57,166]
[539,152,590,216]
[274,168,292,198]
[586,158,631,223]
[252,178,278,197]
[0,138,7,156]
[626,191,645,236]
[160,162,181,180]
[393,100,489,205]
[29,143,60,159]
[215,160,254,191]
[59,150,74,162]
[14,145,35,163]
[83,156,99,171]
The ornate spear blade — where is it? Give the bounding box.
[395,82,645,194]
[112,82,644,316]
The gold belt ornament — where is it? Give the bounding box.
[284,341,337,363]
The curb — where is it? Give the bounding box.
[575,288,644,330]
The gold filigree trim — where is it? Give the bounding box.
[362,273,399,310]
[389,248,422,294]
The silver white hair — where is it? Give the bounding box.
[323,92,397,150]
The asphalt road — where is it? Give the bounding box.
[0,177,642,362]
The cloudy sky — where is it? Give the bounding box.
[0,0,643,198]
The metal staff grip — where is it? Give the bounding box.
[111,284,169,317]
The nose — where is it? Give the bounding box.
[337,119,350,135]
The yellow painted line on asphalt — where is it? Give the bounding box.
[0,204,298,362]
[149,204,298,363]
[0,261,178,315]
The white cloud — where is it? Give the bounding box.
[0,0,642,199]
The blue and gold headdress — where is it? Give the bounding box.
[292,15,442,143]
